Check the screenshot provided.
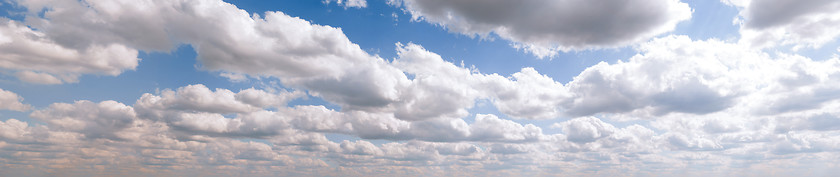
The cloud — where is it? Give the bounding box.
[392,43,570,120]
[562,35,775,117]
[129,84,547,143]
[29,100,136,140]
[726,0,840,49]
[324,0,368,8]
[559,117,617,143]
[0,88,31,111]
[134,84,304,137]
[388,0,692,58]
[0,18,139,84]
[468,114,544,142]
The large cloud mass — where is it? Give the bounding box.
[388,0,692,58]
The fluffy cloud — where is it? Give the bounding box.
[726,0,840,49]
[0,88,31,111]
[563,35,775,117]
[388,0,692,58]
[558,117,617,143]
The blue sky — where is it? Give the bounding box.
[1,0,840,176]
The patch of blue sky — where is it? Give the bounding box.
[0,1,27,21]
[673,0,742,41]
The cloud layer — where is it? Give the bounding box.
[1,0,840,176]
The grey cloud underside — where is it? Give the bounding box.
[730,0,840,49]
[744,0,840,29]
[390,0,691,57]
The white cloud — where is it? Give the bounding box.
[563,35,770,117]
[560,117,617,143]
[392,43,570,120]
[388,0,692,58]
[468,114,544,142]
[726,0,840,49]
[0,88,31,111]
[486,67,570,119]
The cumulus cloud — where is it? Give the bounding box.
[559,117,617,143]
[726,0,840,49]
[563,35,772,117]
[388,0,692,58]
[0,88,31,111]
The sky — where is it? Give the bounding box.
[1,0,840,176]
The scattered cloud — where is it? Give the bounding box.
[0,88,30,111]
